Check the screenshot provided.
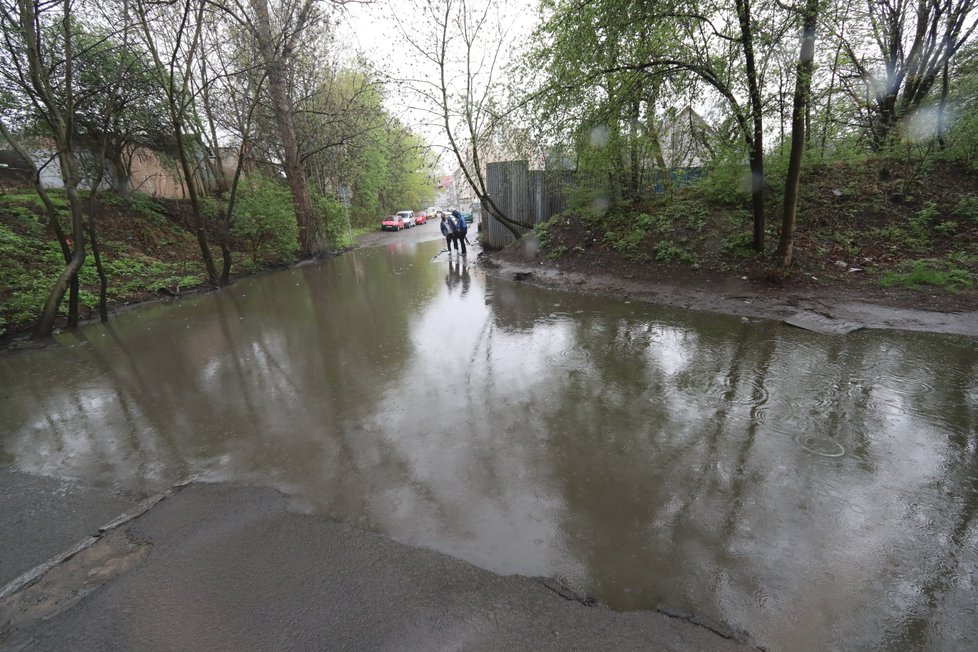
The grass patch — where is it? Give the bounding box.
[879,258,976,292]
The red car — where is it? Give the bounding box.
[381,215,404,231]
[414,211,427,225]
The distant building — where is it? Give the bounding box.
[660,106,714,168]
[2,138,229,199]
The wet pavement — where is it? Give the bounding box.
[0,479,749,651]
[1,224,977,650]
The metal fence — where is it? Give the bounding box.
[483,161,573,249]
[481,160,703,249]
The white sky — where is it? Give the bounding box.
[336,0,538,173]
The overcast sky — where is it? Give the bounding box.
[336,0,538,172]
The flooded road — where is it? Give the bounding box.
[2,233,977,650]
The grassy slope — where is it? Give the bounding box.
[529,158,978,305]
[0,184,248,339]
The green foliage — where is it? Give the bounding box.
[723,231,756,257]
[634,212,671,233]
[347,128,436,225]
[914,201,941,225]
[546,244,568,260]
[655,200,711,232]
[865,224,930,254]
[533,218,553,245]
[879,258,976,291]
[652,240,699,266]
[952,194,978,222]
[198,195,220,221]
[311,191,350,248]
[231,175,299,265]
[125,193,168,223]
[695,151,752,207]
[607,227,645,256]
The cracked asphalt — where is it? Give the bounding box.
[1,474,750,651]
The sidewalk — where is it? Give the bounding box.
[1,476,752,651]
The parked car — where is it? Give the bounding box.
[414,211,428,225]
[460,212,473,223]
[396,210,416,228]
[381,215,404,231]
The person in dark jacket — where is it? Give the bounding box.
[440,213,457,254]
[451,209,467,255]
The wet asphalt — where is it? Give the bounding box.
[0,474,749,651]
[1,224,749,650]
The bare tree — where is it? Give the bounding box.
[396,0,533,239]
[134,0,219,284]
[842,0,978,148]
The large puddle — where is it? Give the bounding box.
[2,237,976,650]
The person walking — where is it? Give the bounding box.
[451,209,467,256]
[440,213,457,254]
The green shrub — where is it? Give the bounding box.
[652,240,699,267]
[914,201,940,226]
[634,212,671,233]
[607,228,644,255]
[311,191,350,248]
[231,175,299,264]
[533,218,552,246]
[723,231,755,257]
[953,194,978,222]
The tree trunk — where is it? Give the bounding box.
[735,0,766,252]
[86,139,112,321]
[11,0,89,337]
[137,0,218,285]
[248,0,319,256]
[86,204,109,322]
[107,145,131,199]
[36,149,87,337]
[173,119,219,284]
[776,0,820,268]
[937,59,949,150]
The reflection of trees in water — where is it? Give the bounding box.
[535,311,703,609]
[883,340,978,649]
[511,306,978,648]
[1,250,446,503]
[79,322,188,487]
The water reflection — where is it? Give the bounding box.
[1,239,976,650]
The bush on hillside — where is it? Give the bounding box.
[232,175,299,265]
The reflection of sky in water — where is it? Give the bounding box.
[1,239,976,651]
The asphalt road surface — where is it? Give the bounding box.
[0,475,752,651]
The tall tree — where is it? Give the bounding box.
[399,0,534,239]
[776,0,821,267]
[244,0,321,255]
[527,0,774,250]
[842,0,978,147]
[135,0,220,284]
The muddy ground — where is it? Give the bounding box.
[479,243,978,338]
